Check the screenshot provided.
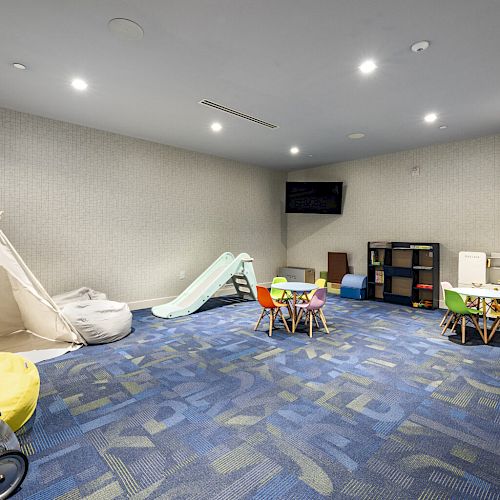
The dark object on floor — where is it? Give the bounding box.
[197,294,251,312]
[447,325,499,347]
[0,420,29,499]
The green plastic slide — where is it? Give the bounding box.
[151,252,257,319]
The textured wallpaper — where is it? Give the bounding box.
[0,107,287,305]
[287,134,500,302]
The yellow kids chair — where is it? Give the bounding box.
[306,278,327,300]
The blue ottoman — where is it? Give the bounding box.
[340,274,367,300]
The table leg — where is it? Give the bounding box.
[292,292,297,333]
[483,298,488,344]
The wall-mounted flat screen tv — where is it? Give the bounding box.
[286,181,343,214]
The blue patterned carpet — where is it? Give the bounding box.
[15,297,500,499]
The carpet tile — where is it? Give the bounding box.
[13,296,500,499]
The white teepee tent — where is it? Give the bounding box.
[0,214,85,363]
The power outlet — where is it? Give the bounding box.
[179,270,186,280]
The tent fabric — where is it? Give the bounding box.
[0,229,85,363]
[0,352,40,432]
[52,287,107,307]
[61,300,132,345]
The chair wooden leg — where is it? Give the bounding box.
[268,310,274,337]
[254,308,266,331]
[279,309,291,333]
[319,309,329,334]
[439,309,450,328]
[441,313,455,335]
[451,315,460,333]
[272,309,279,328]
[470,314,483,338]
[488,318,500,343]
[308,311,313,338]
[461,316,466,344]
[313,312,320,328]
[296,308,304,326]
[466,296,479,308]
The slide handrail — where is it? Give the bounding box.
[174,252,234,298]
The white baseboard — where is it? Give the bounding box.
[128,296,175,311]
[127,282,271,311]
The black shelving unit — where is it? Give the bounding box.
[367,242,440,309]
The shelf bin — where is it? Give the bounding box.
[384,266,413,278]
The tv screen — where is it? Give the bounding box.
[286,182,343,214]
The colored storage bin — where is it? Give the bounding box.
[340,274,367,300]
[327,282,341,294]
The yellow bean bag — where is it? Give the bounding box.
[0,352,40,432]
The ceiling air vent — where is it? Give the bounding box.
[199,99,278,129]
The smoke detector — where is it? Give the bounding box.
[411,40,430,53]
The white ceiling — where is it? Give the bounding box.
[1,0,499,170]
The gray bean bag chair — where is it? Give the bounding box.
[61,300,132,345]
[52,287,107,307]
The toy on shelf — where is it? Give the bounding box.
[412,299,433,309]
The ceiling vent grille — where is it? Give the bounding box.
[199,99,278,129]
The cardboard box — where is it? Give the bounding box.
[278,267,315,283]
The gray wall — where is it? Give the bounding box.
[0,107,287,306]
[3,105,499,309]
[287,135,500,300]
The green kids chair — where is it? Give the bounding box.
[270,277,292,301]
[442,289,482,344]
[270,277,293,318]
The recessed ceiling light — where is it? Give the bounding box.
[439,125,448,130]
[290,146,300,155]
[12,62,27,70]
[424,113,438,123]
[108,18,144,41]
[411,40,430,53]
[359,59,377,74]
[348,132,366,140]
[71,78,88,91]
[211,122,223,132]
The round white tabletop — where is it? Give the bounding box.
[450,287,500,299]
[271,282,318,293]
